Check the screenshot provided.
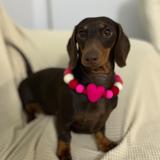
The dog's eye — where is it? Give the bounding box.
[79,31,85,36]
[104,29,111,36]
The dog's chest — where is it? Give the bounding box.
[71,94,113,133]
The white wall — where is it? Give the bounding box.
[0,0,146,40]
[32,0,49,29]
[0,0,48,29]
[51,0,146,39]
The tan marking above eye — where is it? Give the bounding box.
[84,26,87,30]
[100,24,105,29]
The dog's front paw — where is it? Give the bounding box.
[57,152,72,160]
[98,138,117,152]
[95,131,117,152]
[57,140,72,160]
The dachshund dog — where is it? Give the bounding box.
[18,17,130,160]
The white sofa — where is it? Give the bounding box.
[138,0,160,54]
[0,2,160,160]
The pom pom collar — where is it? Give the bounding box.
[64,67,123,102]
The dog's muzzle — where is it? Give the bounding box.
[84,52,99,65]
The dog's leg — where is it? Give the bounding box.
[56,116,72,160]
[95,126,117,152]
[25,103,46,123]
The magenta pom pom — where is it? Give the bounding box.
[64,69,72,75]
[76,84,85,93]
[64,67,72,75]
[116,78,123,84]
[106,90,113,99]
[115,74,120,79]
[67,66,72,71]
[115,74,123,84]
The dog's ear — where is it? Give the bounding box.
[67,26,78,69]
[114,24,130,67]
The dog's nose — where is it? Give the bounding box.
[84,52,99,64]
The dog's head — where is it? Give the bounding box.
[67,17,130,73]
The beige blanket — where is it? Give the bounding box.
[0,3,160,160]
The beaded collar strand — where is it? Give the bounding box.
[63,67,123,102]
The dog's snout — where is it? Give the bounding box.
[84,52,99,64]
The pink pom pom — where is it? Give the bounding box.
[64,67,73,75]
[106,90,113,99]
[76,84,85,93]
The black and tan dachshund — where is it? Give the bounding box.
[18,17,130,160]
